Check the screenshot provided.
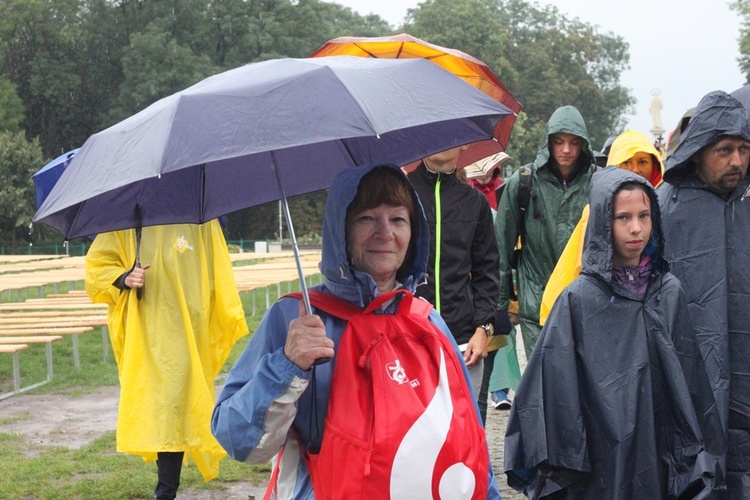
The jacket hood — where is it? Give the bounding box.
[582,166,667,282]
[606,130,664,187]
[534,105,594,169]
[319,163,429,306]
[665,91,750,183]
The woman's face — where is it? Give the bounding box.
[346,204,411,292]
[619,151,655,180]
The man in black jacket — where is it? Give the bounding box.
[407,145,501,396]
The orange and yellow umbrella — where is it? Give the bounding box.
[310,33,521,167]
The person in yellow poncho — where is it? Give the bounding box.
[85,220,248,500]
[539,130,664,325]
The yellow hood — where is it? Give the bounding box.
[606,130,664,187]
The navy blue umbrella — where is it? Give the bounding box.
[33,56,513,310]
[32,149,79,210]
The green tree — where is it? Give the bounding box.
[0,131,45,250]
[0,77,24,132]
[106,22,219,124]
[493,0,633,159]
[732,0,750,82]
[0,0,90,156]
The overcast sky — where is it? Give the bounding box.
[334,0,746,149]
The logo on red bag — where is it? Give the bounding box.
[386,360,410,384]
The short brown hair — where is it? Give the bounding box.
[345,166,417,278]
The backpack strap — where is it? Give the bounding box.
[286,290,433,320]
[507,164,533,302]
[516,163,533,248]
[263,445,285,500]
[409,296,434,319]
[284,290,363,321]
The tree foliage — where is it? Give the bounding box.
[0,131,45,250]
[732,0,750,82]
[0,77,24,132]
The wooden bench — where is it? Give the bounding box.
[0,344,28,400]
[0,336,63,400]
[0,326,93,369]
[0,309,106,318]
[0,302,105,311]
[0,319,110,362]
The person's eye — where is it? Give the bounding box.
[739,145,750,155]
[615,215,628,221]
[357,215,374,223]
[392,216,408,223]
[715,146,732,156]
[640,213,650,219]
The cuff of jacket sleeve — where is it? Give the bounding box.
[113,271,131,290]
[275,349,312,381]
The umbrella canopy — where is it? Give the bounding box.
[32,149,79,210]
[34,56,512,240]
[309,33,522,166]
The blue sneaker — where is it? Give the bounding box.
[491,389,512,410]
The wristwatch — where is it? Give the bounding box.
[480,323,494,336]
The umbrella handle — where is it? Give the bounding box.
[271,153,330,365]
[135,225,143,301]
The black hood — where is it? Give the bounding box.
[582,166,667,281]
[665,91,750,184]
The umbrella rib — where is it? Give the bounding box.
[199,164,206,223]
[354,43,380,59]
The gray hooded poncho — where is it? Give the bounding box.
[505,167,719,499]
[658,90,750,496]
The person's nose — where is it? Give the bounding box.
[373,218,394,239]
[629,219,642,235]
[729,147,743,166]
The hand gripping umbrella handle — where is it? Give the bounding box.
[271,153,330,365]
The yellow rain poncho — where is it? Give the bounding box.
[539,130,664,325]
[85,221,248,480]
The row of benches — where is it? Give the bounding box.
[0,252,323,399]
[0,296,107,400]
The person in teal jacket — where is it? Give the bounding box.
[495,105,595,359]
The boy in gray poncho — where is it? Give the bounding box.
[504,166,720,499]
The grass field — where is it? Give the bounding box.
[0,273,323,499]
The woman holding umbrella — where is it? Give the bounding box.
[212,163,500,499]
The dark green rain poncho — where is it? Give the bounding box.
[657,90,750,497]
[505,167,720,499]
[495,105,594,358]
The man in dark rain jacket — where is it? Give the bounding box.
[495,105,594,359]
[658,90,750,498]
[408,145,500,396]
[505,166,719,499]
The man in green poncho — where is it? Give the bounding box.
[495,105,595,359]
